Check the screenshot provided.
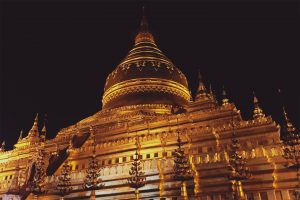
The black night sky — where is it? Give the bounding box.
[1,1,299,150]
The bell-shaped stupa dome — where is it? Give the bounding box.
[102,15,191,113]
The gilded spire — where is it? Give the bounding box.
[29,113,39,137]
[135,6,155,44]
[0,141,5,152]
[253,92,265,119]
[41,122,46,141]
[189,89,193,102]
[283,107,296,134]
[140,6,148,33]
[209,84,213,97]
[209,84,218,103]
[41,123,46,134]
[222,86,230,106]
[195,71,208,100]
[18,130,23,142]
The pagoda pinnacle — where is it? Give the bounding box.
[253,92,265,119]
[283,107,296,134]
[0,141,5,152]
[222,86,230,106]
[140,6,148,33]
[134,7,155,44]
[28,113,39,138]
[41,122,47,141]
[209,84,218,103]
[209,84,213,97]
[18,130,23,142]
[195,71,208,100]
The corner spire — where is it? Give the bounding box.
[0,141,5,152]
[41,122,47,141]
[222,86,230,106]
[209,84,218,103]
[283,107,296,134]
[252,92,265,119]
[28,113,39,138]
[195,71,208,100]
[18,130,23,142]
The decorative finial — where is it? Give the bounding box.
[33,113,39,128]
[222,86,230,106]
[189,89,193,102]
[283,107,296,134]
[140,12,148,33]
[209,84,218,103]
[27,149,46,194]
[228,118,251,199]
[127,133,146,199]
[57,160,72,198]
[41,123,46,134]
[253,92,265,119]
[198,70,202,81]
[41,122,46,141]
[209,84,213,96]
[29,113,39,137]
[0,141,5,152]
[18,130,23,141]
[135,5,155,44]
[195,70,208,100]
[83,135,104,196]
[173,129,193,183]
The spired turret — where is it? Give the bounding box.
[102,15,191,113]
[222,86,230,106]
[188,72,218,111]
[14,114,42,149]
[0,141,5,152]
[28,113,39,138]
[18,130,23,142]
[282,107,297,135]
[41,123,46,141]
[195,71,209,101]
[252,93,265,119]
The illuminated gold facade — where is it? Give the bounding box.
[0,16,299,200]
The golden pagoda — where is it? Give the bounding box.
[0,13,299,200]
